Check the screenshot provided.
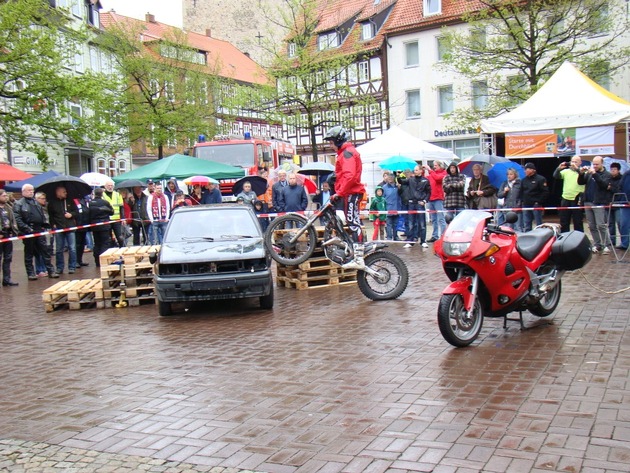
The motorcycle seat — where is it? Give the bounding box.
[515,227,555,261]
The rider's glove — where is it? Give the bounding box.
[330,194,340,204]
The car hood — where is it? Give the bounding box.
[159,238,266,264]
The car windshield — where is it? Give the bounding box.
[164,208,261,243]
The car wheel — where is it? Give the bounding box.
[158,300,173,316]
[259,283,274,310]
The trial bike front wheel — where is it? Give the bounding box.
[264,214,317,266]
[357,251,409,300]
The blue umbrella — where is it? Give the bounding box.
[378,155,417,171]
[487,162,526,189]
[3,170,62,192]
[603,157,629,174]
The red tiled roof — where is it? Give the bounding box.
[100,11,269,85]
[385,0,486,35]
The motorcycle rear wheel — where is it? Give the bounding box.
[437,294,483,347]
[264,214,317,266]
[357,251,408,300]
[528,279,562,317]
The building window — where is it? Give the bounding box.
[454,138,480,160]
[406,90,421,118]
[165,81,175,102]
[358,61,369,82]
[97,158,106,174]
[361,22,374,40]
[89,46,100,72]
[71,0,82,18]
[354,106,364,130]
[108,159,116,177]
[405,41,419,67]
[369,103,380,127]
[438,85,453,115]
[118,160,127,174]
[470,28,486,49]
[288,42,296,57]
[318,31,339,51]
[69,102,82,126]
[424,0,441,16]
[472,81,487,110]
[74,46,84,73]
[436,36,450,61]
[149,79,160,98]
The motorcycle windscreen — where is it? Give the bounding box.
[443,210,493,242]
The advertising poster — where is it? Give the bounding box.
[505,126,613,157]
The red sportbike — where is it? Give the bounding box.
[433,210,591,347]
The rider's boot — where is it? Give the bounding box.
[342,243,365,270]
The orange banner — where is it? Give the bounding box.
[506,132,559,157]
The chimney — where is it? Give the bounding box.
[145,13,156,23]
[206,28,212,37]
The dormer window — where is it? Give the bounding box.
[423,0,441,16]
[288,42,296,58]
[361,22,375,40]
[318,31,340,51]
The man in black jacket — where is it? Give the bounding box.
[521,162,549,231]
[89,188,114,267]
[13,184,59,280]
[400,166,431,248]
[578,156,613,254]
[0,189,19,286]
[47,186,78,274]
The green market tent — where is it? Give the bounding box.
[112,154,245,183]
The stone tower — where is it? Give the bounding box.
[182,0,287,66]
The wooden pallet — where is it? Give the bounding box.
[42,278,104,312]
[276,272,357,290]
[103,283,155,300]
[100,262,153,281]
[277,265,357,281]
[99,245,160,266]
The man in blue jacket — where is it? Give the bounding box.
[278,173,308,212]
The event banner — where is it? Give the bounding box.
[505,126,614,157]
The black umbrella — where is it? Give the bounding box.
[115,179,146,190]
[232,175,268,196]
[36,174,93,199]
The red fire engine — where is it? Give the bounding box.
[192,132,295,200]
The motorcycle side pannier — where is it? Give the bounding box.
[551,231,592,270]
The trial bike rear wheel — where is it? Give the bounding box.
[264,214,317,266]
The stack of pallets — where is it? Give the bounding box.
[274,227,357,290]
[42,245,160,312]
[99,246,159,307]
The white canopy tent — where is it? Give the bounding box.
[356,126,457,197]
[481,62,630,133]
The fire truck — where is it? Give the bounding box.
[192,132,295,200]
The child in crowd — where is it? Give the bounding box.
[369,186,387,241]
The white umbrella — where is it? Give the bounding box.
[80,172,111,187]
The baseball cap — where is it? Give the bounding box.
[524,162,536,170]
[146,179,154,184]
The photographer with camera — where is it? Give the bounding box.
[577,156,613,254]
[553,155,585,232]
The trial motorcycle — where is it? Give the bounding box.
[433,210,591,347]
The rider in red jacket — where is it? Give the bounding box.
[323,126,367,270]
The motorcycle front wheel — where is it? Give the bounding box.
[264,214,317,266]
[437,294,484,347]
[357,251,408,300]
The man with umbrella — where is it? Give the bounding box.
[13,184,59,279]
[47,186,79,274]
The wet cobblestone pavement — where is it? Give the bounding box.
[1,242,629,472]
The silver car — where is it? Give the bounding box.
[151,204,273,316]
